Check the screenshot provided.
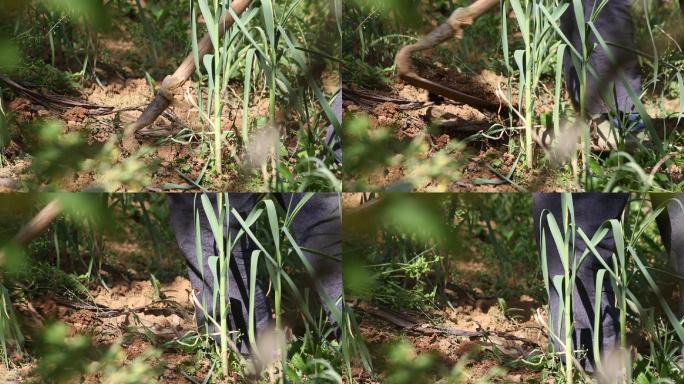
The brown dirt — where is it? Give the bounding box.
[345,71,571,192]
[0,17,336,192]
[1,216,217,383]
[62,106,89,124]
[2,68,338,191]
[342,193,366,209]
[9,276,213,383]
[418,58,503,104]
[351,289,548,383]
[0,46,222,192]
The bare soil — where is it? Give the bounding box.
[344,57,572,192]
[1,69,251,192]
[0,207,220,383]
[1,20,337,192]
[351,294,548,382]
[5,274,215,383]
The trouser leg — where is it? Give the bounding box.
[533,193,629,372]
[654,194,684,317]
[560,0,641,115]
[170,193,343,352]
[325,88,343,164]
[276,193,344,319]
[169,193,270,354]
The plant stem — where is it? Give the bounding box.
[275,247,282,331]
[619,278,627,349]
[579,65,587,186]
[563,193,574,384]
[523,0,533,169]
[564,263,573,384]
[268,5,278,188]
[217,193,228,377]
[214,0,223,175]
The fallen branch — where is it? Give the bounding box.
[352,301,538,346]
[53,296,191,320]
[343,86,429,110]
[437,120,496,134]
[0,75,114,115]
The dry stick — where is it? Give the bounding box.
[123,0,253,142]
[356,302,537,346]
[395,0,501,111]
[0,199,63,268]
[0,75,114,114]
[54,296,190,319]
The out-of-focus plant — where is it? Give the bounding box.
[11,120,156,191]
[0,283,23,367]
[382,340,504,384]
[33,322,163,384]
[344,115,464,191]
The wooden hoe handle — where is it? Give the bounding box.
[0,200,63,267]
[124,0,253,139]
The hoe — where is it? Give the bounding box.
[396,0,684,152]
[123,0,252,146]
[0,2,254,258]
[396,0,684,110]
[395,0,500,111]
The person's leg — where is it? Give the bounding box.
[168,193,271,353]
[560,0,641,118]
[224,193,272,351]
[325,88,343,165]
[168,194,215,335]
[533,193,629,372]
[276,193,343,318]
[654,194,684,317]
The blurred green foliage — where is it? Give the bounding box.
[33,322,97,383]
[0,39,21,73]
[343,116,464,191]
[343,193,540,311]
[343,193,684,382]
[380,340,504,384]
[33,322,163,384]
